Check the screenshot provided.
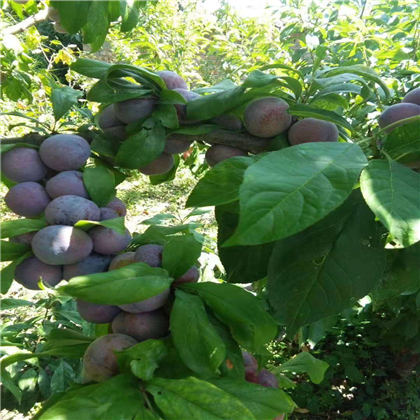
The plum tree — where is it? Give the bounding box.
[118,288,170,313]
[9,232,36,245]
[97,105,128,141]
[212,114,243,131]
[257,369,279,388]
[105,197,127,217]
[108,252,136,270]
[157,70,188,90]
[1,147,47,182]
[378,103,420,131]
[5,182,50,217]
[205,145,247,167]
[39,134,91,171]
[77,300,121,324]
[32,225,93,265]
[138,153,174,175]
[15,257,62,290]
[402,87,420,105]
[172,88,201,124]
[111,310,169,342]
[99,207,119,220]
[89,227,131,255]
[288,118,339,146]
[164,134,193,154]
[114,98,156,125]
[63,253,112,280]
[45,195,100,225]
[82,334,137,382]
[45,171,89,199]
[134,244,163,267]
[174,266,199,285]
[244,97,291,138]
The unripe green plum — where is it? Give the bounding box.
[5,182,50,217]
[244,97,291,138]
[288,118,339,146]
[32,225,93,265]
[82,333,137,382]
[39,134,91,171]
[1,147,47,182]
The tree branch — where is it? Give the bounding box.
[4,8,49,36]
[200,130,272,153]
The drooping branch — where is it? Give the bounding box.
[0,133,46,145]
[200,130,272,153]
[4,8,49,36]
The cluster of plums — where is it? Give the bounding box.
[97,70,343,173]
[2,134,131,290]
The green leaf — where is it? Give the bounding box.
[225,142,367,246]
[276,352,329,384]
[162,234,202,278]
[83,165,116,207]
[322,65,390,97]
[1,251,32,294]
[382,119,420,164]
[71,58,112,79]
[171,290,226,377]
[0,240,30,261]
[215,203,274,283]
[37,375,145,420]
[121,0,140,32]
[153,104,179,129]
[50,360,76,393]
[0,298,34,310]
[74,217,126,236]
[210,379,296,418]
[242,71,278,88]
[186,157,255,208]
[50,1,91,34]
[186,86,246,121]
[181,282,277,354]
[87,79,151,104]
[0,142,38,154]
[82,0,109,52]
[361,159,420,247]
[1,218,46,238]
[116,339,168,381]
[42,328,93,359]
[146,377,255,420]
[267,191,387,333]
[58,262,173,305]
[51,86,83,121]
[116,125,166,169]
[288,104,352,130]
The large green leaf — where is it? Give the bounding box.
[361,159,420,247]
[70,58,112,79]
[82,0,109,52]
[216,202,275,283]
[210,379,295,418]
[162,234,202,278]
[275,352,329,384]
[59,262,173,305]
[1,218,46,238]
[267,191,387,333]
[83,165,116,207]
[50,1,91,34]
[382,119,420,164]
[171,290,226,377]
[1,251,32,294]
[187,157,256,208]
[37,375,146,420]
[74,217,126,236]
[225,142,367,246]
[0,240,30,261]
[181,282,277,353]
[146,377,255,420]
[116,125,166,169]
[51,87,83,121]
